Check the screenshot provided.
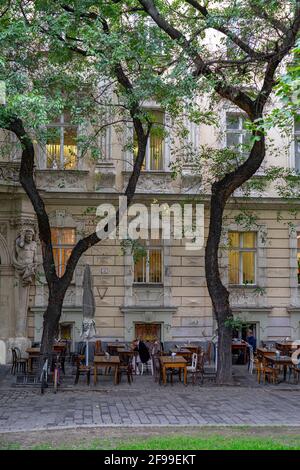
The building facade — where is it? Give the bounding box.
[0,102,300,362]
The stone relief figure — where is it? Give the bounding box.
[12,227,37,338]
[13,228,37,286]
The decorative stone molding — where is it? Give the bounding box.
[95,164,116,192]
[289,224,300,307]
[287,308,300,339]
[0,222,8,240]
[121,306,177,342]
[232,306,273,342]
[122,171,176,194]
[0,233,10,264]
[0,162,20,184]
[35,169,89,192]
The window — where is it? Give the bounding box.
[294,117,300,172]
[51,228,76,277]
[46,115,78,170]
[133,110,165,171]
[226,113,251,158]
[228,232,256,285]
[134,241,163,284]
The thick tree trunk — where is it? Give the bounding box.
[40,295,63,358]
[205,188,233,384]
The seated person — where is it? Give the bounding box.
[131,338,150,373]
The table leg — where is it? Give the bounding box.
[114,365,119,385]
[178,368,182,382]
[283,365,287,382]
[163,365,166,385]
[94,365,97,385]
[184,366,187,385]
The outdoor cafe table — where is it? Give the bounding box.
[232,341,248,364]
[256,347,277,357]
[265,355,294,382]
[170,348,193,361]
[107,342,126,355]
[26,343,67,372]
[25,348,40,372]
[183,344,199,354]
[275,342,298,355]
[93,355,120,385]
[159,355,187,385]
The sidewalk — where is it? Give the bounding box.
[1,365,300,432]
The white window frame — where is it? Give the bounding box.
[46,114,78,170]
[133,243,163,284]
[226,112,250,154]
[228,232,257,286]
[294,117,300,172]
[133,109,166,172]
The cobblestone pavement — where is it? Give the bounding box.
[1,366,300,432]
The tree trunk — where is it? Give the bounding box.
[205,188,233,384]
[40,296,63,358]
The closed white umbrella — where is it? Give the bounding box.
[81,264,96,366]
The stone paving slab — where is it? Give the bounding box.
[1,365,300,432]
[0,377,300,432]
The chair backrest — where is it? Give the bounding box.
[205,342,212,358]
[94,340,102,354]
[191,352,198,369]
[11,348,17,363]
[197,352,205,371]
[14,347,22,359]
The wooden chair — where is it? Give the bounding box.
[94,340,103,355]
[10,347,28,375]
[186,352,205,385]
[118,353,133,384]
[204,342,212,365]
[74,355,91,385]
[261,357,280,384]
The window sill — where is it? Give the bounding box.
[122,170,171,175]
[229,284,257,289]
[133,283,164,288]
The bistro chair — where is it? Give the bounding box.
[261,357,280,384]
[118,352,134,384]
[10,347,28,375]
[203,343,212,365]
[94,340,103,355]
[186,352,198,385]
[74,354,91,385]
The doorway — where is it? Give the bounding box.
[135,323,161,342]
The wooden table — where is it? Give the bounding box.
[183,345,199,354]
[256,347,277,358]
[265,355,294,382]
[107,343,127,355]
[170,349,193,361]
[26,348,40,372]
[94,355,120,385]
[232,342,248,364]
[275,342,298,355]
[159,356,187,385]
[26,344,67,373]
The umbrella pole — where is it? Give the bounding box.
[86,339,89,366]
